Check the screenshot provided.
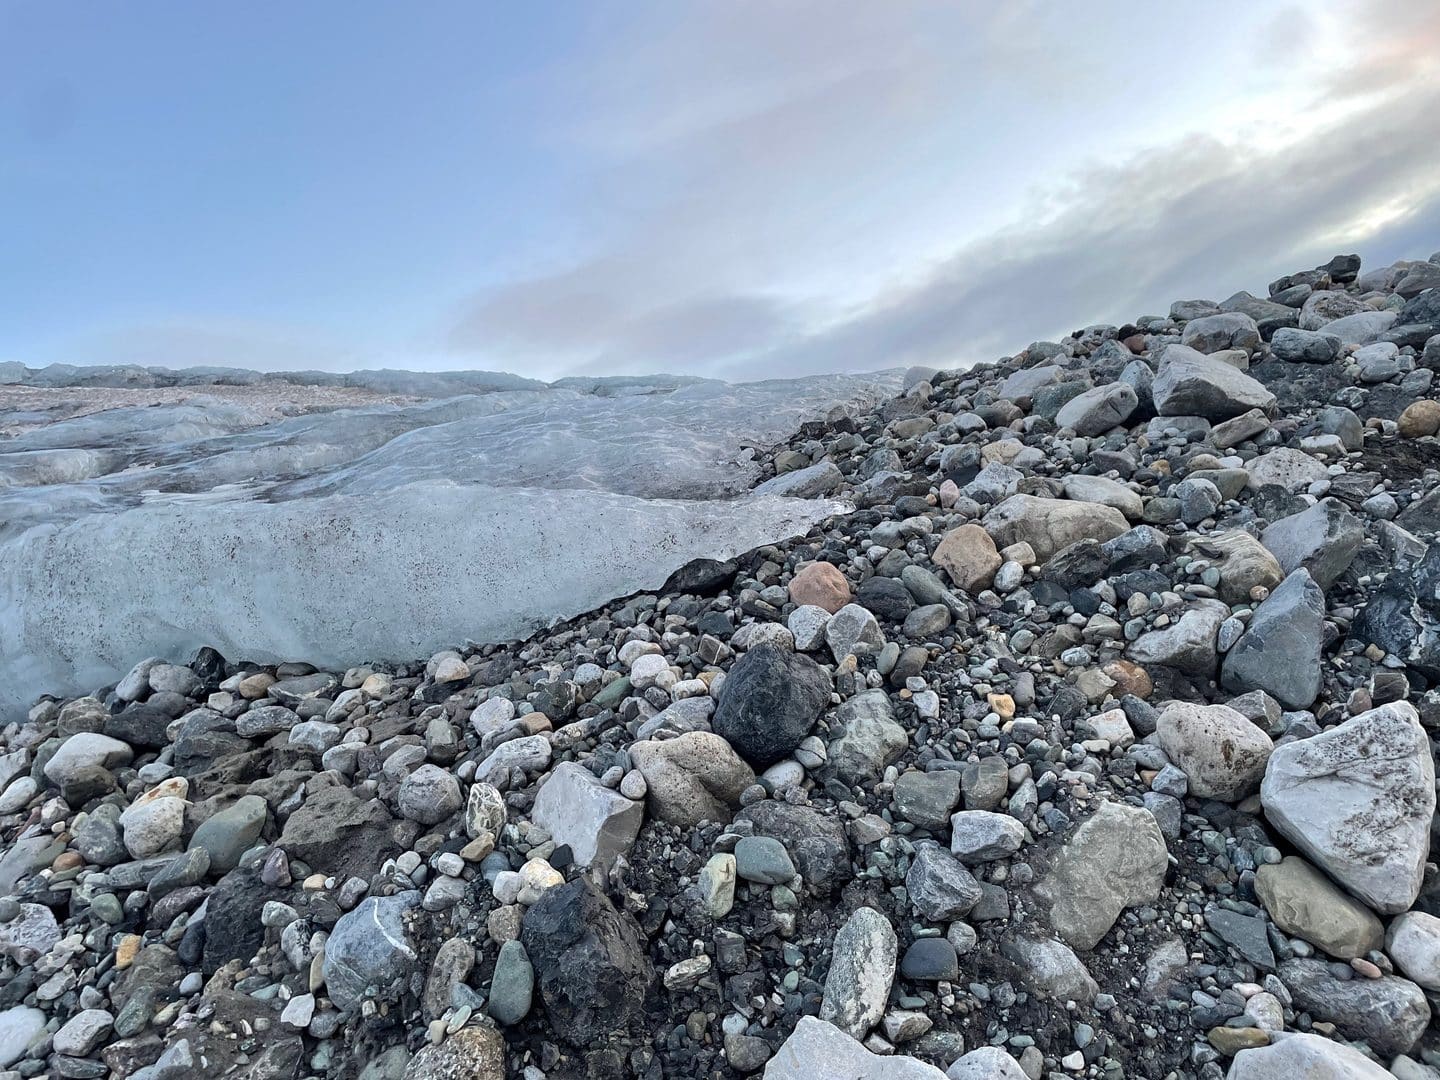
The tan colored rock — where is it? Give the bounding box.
[1189,531,1283,605]
[982,495,1128,561]
[630,732,755,827]
[1156,701,1272,801]
[1254,856,1382,960]
[788,562,852,614]
[932,524,1001,593]
[1398,399,1440,439]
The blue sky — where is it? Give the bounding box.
[2,1,1438,381]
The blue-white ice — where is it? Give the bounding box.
[0,367,900,718]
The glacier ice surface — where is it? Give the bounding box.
[0,368,900,718]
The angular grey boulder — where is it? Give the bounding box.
[531,761,643,869]
[1054,382,1139,436]
[1278,958,1430,1057]
[1220,569,1325,709]
[765,1016,946,1080]
[1152,344,1276,420]
[1034,800,1168,950]
[1259,500,1363,590]
[1261,701,1434,914]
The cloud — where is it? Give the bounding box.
[453,31,1440,382]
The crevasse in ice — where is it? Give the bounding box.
[0,368,900,718]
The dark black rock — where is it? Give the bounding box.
[521,877,651,1048]
[173,710,249,775]
[856,575,915,622]
[103,705,173,750]
[712,644,831,766]
[662,557,738,596]
[900,938,958,980]
[1042,539,1111,590]
[202,866,286,976]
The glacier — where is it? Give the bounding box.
[0,367,901,719]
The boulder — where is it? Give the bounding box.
[1127,599,1228,675]
[1152,345,1276,419]
[905,844,982,921]
[1155,701,1273,801]
[788,561,852,613]
[1261,702,1434,914]
[765,1016,947,1080]
[1188,530,1282,605]
[982,495,1128,561]
[1387,911,1440,991]
[945,1046,1029,1080]
[1254,857,1383,960]
[1260,500,1364,589]
[932,524,1002,593]
[1054,382,1139,435]
[825,690,908,783]
[42,732,134,790]
[1034,800,1168,950]
[531,761,643,869]
[324,892,423,1010]
[397,764,464,825]
[1220,569,1325,709]
[1245,448,1329,492]
[402,1023,505,1079]
[705,662,817,756]
[819,907,896,1039]
[631,732,754,827]
[999,935,1099,1003]
[1278,958,1429,1057]
[188,794,268,874]
[1181,311,1261,353]
[521,877,651,1048]
[1226,1033,1397,1080]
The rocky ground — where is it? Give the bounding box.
[4,250,1440,1080]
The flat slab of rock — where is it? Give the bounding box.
[1261,701,1434,914]
[1153,344,1276,420]
[1034,800,1168,950]
[764,1016,946,1080]
[1226,1033,1396,1080]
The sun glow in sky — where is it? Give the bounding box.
[2,0,1438,380]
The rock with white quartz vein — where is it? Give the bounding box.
[1261,701,1434,914]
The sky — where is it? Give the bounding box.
[2,0,1439,382]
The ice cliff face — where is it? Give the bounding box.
[0,370,900,718]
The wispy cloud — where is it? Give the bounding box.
[447,0,1440,381]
